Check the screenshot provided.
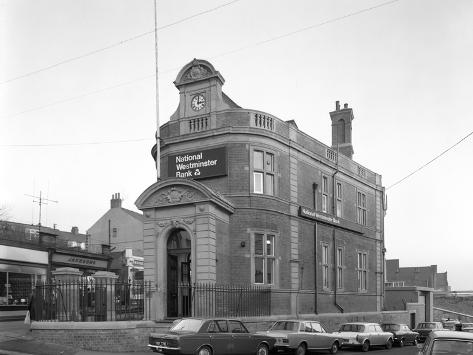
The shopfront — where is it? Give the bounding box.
[0,245,48,308]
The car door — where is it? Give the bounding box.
[229,320,252,355]
[374,324,386,345]
[300,322,314,349]
[365,325,377,345]
[311,322,329,349]
[209,320,234,354]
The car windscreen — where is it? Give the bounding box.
[270,321,299,331]
[432,339,473,354]
[339,324,364,332]
[170,319,204,332]
[418,323,436,329]
[382,324,400,331]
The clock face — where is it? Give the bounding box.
[191,94,206,111]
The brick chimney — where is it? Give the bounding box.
[71,226,79,235]
[110,193,122,209]
[329,100,354,159]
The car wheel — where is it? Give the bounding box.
[295,343,307,355]
[361,340,370,352]
[398,338,404,347]
[256,343,268,355]
[385,338,393,349]
[329,341,339,354]
[198,345,212,355]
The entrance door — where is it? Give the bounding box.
[166,229,191,318]
[167,255,178,317]
[410,312,416,330]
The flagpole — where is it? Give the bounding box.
[153,0,161,181]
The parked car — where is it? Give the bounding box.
[442,319,460,330]
[258,319,347,354]
[414,322,444,342]
[417,330,473,354]
[381,323,419,346]
[461,323,473,332]
[331,322,393,352]
[148,318,275,355]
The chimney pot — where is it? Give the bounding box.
[111,192,122,209]
[344,103,348,109]
[335,101,340,111]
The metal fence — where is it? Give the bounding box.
[33,279,152,322]
[180,283,271,318]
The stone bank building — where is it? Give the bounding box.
[135,59,387,320]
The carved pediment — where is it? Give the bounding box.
[135,178,235,214]
[182,61,211,82]
[143,186,204,207]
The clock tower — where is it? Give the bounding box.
[170,58,240,122]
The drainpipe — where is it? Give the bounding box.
[333,229,343,313]
[332,155,343,313]
[312,183,318,314]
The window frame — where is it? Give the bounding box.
[251,231,277,285]
[321,243,329,289]
[322,175,329,213]
[357,191,367,225]
[357,251,368,292]
[336,247,344,290]
[252,149,275,196]
[336,182,342,217]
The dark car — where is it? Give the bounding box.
[148,318,275,355]
[414,322,444,343]
[381,323,419,347]
[417,330,473,354]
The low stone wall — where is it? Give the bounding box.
[31,311,410,352]
[31,321,168,352]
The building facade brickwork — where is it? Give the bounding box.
[136,59,387,320]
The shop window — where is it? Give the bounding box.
[253,232,275,285]
[357,251,368,291]
[0,272,7,305]
[252,150,275,195]
[0,272,34,305]
[322,243,329,289]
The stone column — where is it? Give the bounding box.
[52,267,83,321]
[92,271,119,321]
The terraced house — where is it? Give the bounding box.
[135,59,387,320]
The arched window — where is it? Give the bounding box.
[167,229,191,250]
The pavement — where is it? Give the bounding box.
[0,321,152,355]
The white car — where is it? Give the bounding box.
[258,320,346,355]
[332,322,393,352]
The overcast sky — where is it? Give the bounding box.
[1,0,472,290]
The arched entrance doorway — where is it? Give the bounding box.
[166,228,191,317]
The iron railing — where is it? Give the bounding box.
[179,283,271,318]
[33,279,151,322]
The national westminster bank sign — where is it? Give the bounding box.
[168,147,227,179]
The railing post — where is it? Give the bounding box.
[92,271,118,321]
[52,267,83,321]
